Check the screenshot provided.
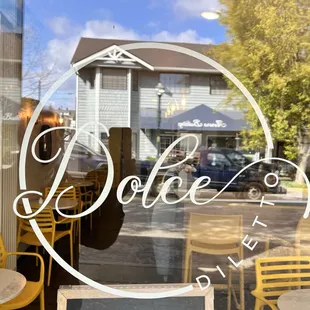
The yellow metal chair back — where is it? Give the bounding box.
[18,205,54,235]
[187,213,243,255]
[184,213,244,310]
[0,235,8,269]
[251,256,310,310]
[17,204,74,286]
[0,234,45,310]
[44,186,77,200]
[296,217,310,255]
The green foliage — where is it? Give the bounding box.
[146,156,157,161]
[210,0,310,160]
[281,180,307,189]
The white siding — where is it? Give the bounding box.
[77,69,96,147]
[77,68,238,154]
[139,130,157,160]
[131,90,139,131]
[138,72,230,114]
[99,89,128,130]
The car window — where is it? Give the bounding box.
[200,152,231,168]
[225,151,248,166]
[72,145,89,156]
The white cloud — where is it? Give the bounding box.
[147,21,160,28]
[174,0,222,17]
[80,20,144,40]
[48,16,76,36]
[46,18,213,75]
[41,18,213,106]
[153,29,213,44]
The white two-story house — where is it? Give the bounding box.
[71,38,246,160]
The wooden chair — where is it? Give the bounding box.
[0,234,45,310]
[17,205,74,286]
[251,256,310,310]
[183,213,244,310]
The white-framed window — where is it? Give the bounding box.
[159,73,190,94]
[102,68,127,90]
[210,75,229,95]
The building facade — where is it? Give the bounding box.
[72,39,247,160]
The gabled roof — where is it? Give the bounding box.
[71,38,216,72]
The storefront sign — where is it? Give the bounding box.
[178,119,227,129]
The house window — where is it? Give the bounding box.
[102,68,127,90]
[210,75,229,95]
[159,73,190,94]
[132,71,138,91]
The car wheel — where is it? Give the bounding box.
[244,183,264,200]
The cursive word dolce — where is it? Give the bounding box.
[178,119,227,129]
[13,123,310,220]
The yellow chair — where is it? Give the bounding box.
[17,205,75,286]
[251,256,310,310]
[45,186,81,240]
[295,217,310,255]
[76,185,94,230]
[85,175,101,200]
[0,235,45,310]
[44,185,77,201]
[183,213,244,310]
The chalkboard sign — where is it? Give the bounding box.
[57,284,214,310]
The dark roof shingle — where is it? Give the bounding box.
[71,38,215,71]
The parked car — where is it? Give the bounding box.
[192,148,285,200]
[64,141,107,177]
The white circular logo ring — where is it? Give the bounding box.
[17,42,283,299]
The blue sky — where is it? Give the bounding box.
[22,0,227,108]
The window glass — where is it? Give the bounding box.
[206,153,231,168]
[102,68,127,90]
[210,75,229,95]
[225,150,248,166]
[72,145,89,155]
[160,73,190,94]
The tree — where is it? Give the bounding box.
[22,24,56,100]
[210,0,310,183]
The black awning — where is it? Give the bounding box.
[141,104,247,131]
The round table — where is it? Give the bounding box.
[19,198,78,210]
[61,180,94,188]
[278,289,310,309]
[0,269,26,304]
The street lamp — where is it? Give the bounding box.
[155,82,166,159]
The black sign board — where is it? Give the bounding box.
[57,285,214,310]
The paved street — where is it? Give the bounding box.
[79,192,308,309]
